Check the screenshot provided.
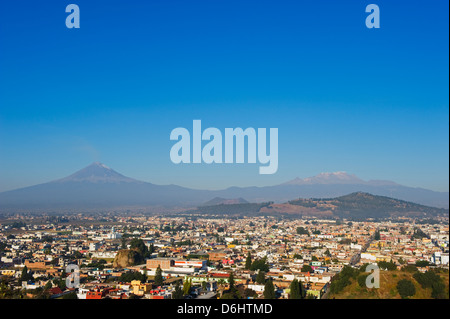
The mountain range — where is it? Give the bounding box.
[0,162,448,212]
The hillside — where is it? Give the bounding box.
[287,192,448,219]
[188,192,448,219]
[329,268,449,299]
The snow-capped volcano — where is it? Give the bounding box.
[0,164,447,211]
[56,162,139,183]
[284,171,365,185]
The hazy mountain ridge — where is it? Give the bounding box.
[190,192,449,219]
[0,163,448,212]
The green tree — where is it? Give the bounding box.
[296,227,309,235]
[245,252,252,270]
[256,271,266,284]
[172,281,184,299]
[154,265,163,286]
[183,278,192,296]
[396,279,416,299]
[62,291,78,299]
[263,279,276,299]
[250,257,269,272]
[228,272,235,291]
[289,279,304,299]
[357,274,368,288]
[301,264,313,273]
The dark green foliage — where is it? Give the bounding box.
[245,252,252,270]
[129,238,151,259]
[172,281,184,299]
[357,274,368,288]
[411,228,429,240]
[413,271,447,299]
[154,265,163,286]
[377,261,397,271]
[250,257,269,272]
[402,265,418,272]
[329,266,358,294]
[62,291,78,299]
[119,271,146,283]
[20,266,34,283]
[415,260,430,267]
[374,230,380,240]
[289,279,305,299]
[296,227,309,235]
[301,265,313,273]
[396,279,416,299]
[263,279,276,299]
[256,271,266,284]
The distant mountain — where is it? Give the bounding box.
[0,163,448,212]
[287,192,448,219]
[215,172,448,209]
[56,162,138,183]
[191,192,449,219]
[202,197,249,206]
[0,162,214,212]
[284,172,367,185]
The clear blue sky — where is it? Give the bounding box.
[0,0,448,192]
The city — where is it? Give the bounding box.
[0,213,448,299]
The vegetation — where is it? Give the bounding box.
[413,270,448,299]
[296,227,309,235]
[377,260,397,271]
[119,271,147,283]
[301,264,313,273]
[329,267,449,299]
[172,281,184,299]
[396,279,416,299]
[154,265,163,286]
[263,279,276,299]
[245,252,252,270]
[289,279,305,299]
[256,271,266,284]
[329,266,359,294]
[250,257,269,272]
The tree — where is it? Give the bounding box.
[374,230,380,240]
[377,260,397,271]
[256,271,266,284]
[301,265,313,273]
[154,265,163,286]
[62,291,78,299]
[20,266,33,283]
[296,227,309,235]
[245,252,252,270]
[44,281,52,290]
[183,278,192,296]
[396,279,416,299]
[357,274,368,288]
[250,257,269,272]
[289,279,304,299]
[415,260,430,267]
[263,279,276,299]
[172,281,184,299]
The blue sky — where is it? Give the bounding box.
[0,0,448,192]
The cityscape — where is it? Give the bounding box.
[0,210,448,299]
[0,1,448,313]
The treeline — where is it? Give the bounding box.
[413,270,448,299]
